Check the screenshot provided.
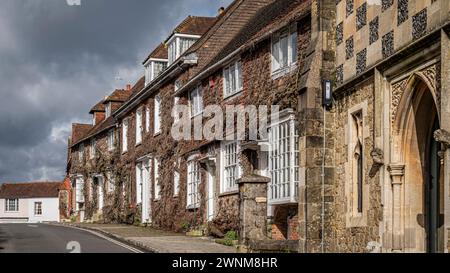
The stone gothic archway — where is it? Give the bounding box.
[387,71,444,253]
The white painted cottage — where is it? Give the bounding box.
[0,182,65,223]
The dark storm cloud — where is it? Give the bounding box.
[0,0,232,182]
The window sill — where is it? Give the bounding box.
[271,63,298,80]
[190,112,203,119]
[268,197,298,206]
[219,190,239,197]
[135,142,142,147]
[153,132,161,137]
[223,90,243,102]
[186,204,200,210]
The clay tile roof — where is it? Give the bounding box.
[84,116,116,140]
[71,123,93,144]
[0,182,64,199]
[166,16,216,42]
[89,100,106,114]
[208,0,310,68]
[143,43,168,64]
[129,76,145,96]
[104,89,133,103]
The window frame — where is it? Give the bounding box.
[187,160,201,209]
[105,102,112,118]
[154,96,161,135]
[167,34,200,65]
[106,172,115,193]
[34,202,42,216]
[267,109,299,205]
[136,108,143,145]
[79,143,84,161]
[145,106,150,132]
[271,23,298,76]
[90,138,96,159]
[107,129,115,151]
[189,86,203,118]
[346,101,369,227]
[223,60,243,99]
[5,199,19,212]
[220,141,241,194]
[154,158,161,200]
[75,177,85,204]
[122,119,129,153]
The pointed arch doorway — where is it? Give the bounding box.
[390,75,444,253]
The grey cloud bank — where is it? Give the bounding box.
[0,0,232,183]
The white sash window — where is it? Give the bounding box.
[187,161,200,209]
[268,110,299,205]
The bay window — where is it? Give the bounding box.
[268,110,299,204]
[187,161,200,209]
[223,60,243,98]
[271,23,298,75]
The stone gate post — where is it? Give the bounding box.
[237,174,270,246]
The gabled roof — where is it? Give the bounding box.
[0,182,65,199]
[143,43,168,65]
[165,16,217,42]
[71,123,93,144]
[174,0,276,94]
[71,76,145,148]
[209,0,311,69]
[89,100,106,114]
[103,88,133,103]
[130,76,145,96]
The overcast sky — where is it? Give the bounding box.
[0,0,232,183]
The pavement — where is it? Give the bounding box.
[62,222,237,253]
[0,223,141,253]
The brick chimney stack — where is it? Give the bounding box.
[126,84,132,91]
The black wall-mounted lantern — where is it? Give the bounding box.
[323,80,333,108]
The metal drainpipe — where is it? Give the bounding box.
[321,105,326,254]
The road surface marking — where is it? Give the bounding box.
[50,224,144,253]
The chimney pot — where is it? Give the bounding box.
[218,7,225,15]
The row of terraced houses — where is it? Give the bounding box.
[67,0,450,253]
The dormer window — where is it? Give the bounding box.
[144,59,168,86]
[105,102,112,118]
[167,35,199,65]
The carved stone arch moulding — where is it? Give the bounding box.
[390,62,441,126]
